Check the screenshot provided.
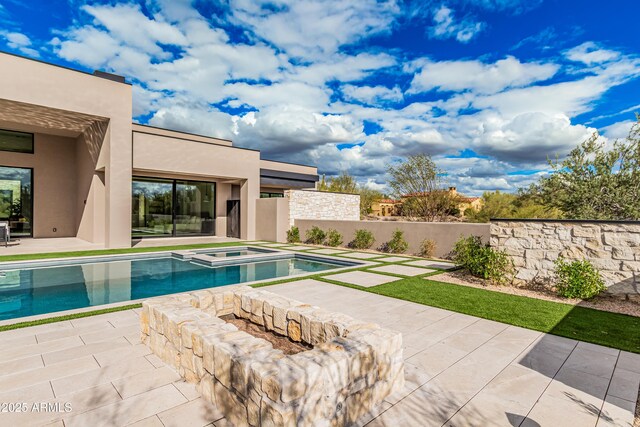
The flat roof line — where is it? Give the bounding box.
[133,122,233,143]
[260,157,317,169]
[0,50,132,86]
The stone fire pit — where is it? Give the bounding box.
[140,286,404,426]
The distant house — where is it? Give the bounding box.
[371,187,483,218]
[371,199,401,217]
[451,187,483,216]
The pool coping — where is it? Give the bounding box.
[0,246,376,327]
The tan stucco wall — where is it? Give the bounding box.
[259,159,317,175]
[1,133,79,238]
[132,131,261,239]
[0,53,132,247]
[255,198,290,242]
[294,219,490,257]
[132,123,232,147]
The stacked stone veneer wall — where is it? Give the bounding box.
[285,190,360,227]
[140,285,404,426]
[491,220,640,286]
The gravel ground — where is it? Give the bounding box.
[433,270,640,317]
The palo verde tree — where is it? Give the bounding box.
[533,118,640,220]
[387,154,457,221]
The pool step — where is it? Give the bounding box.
[172,251,197,260]
[190,252,294,268]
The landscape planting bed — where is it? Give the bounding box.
[140,285,405,426]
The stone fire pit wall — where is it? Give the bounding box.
[140,286,404,426]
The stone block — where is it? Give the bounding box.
[288,320,302,342]
[189,289,214,309]
[603,232,640,246]
[260,397,297,427]
[613,247,635,260]
[214,381,249,427]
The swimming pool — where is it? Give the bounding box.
[0,248,355,321]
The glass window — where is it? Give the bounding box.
[260,192,284,198]
[0,129,34,154]
[132,177,216,238]
[132,178,173,238]
[0,166,32,237]
[175,180,215,235]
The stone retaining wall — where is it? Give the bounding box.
[491,220,640,287]
[286,190,360,227]
[141,285,404,426]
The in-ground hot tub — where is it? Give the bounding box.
[141,286,404,426]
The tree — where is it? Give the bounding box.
[534,118,640,220]
[318,171,382,217]
[466,190,562,223]
[359,186,383,217]
[387,154,456,221]
[322,171,358,193]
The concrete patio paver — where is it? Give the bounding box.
[374,256,414,262]
[324,270,400,287]
[0,279,636,426]
[306,248,348,254]
[370,264,436,276]
[339,251,385,259]
[404,259,457,269]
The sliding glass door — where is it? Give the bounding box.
[132,177,216,238]
[175,180,215,235]
[131,178,173,238]
[0,166,32,237]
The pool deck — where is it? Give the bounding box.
[0,279,637,427]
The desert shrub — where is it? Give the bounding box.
[380,229,409,253]
[554,258,606,299]
[286,226,301,243]
[325,229,343,247]
[305,226,326,244]
[419,239,437,258]
[451,235,514,285]
[349,229,375,249]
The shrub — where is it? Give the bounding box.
[451,235,514,285]
[325,229,343,247]
[349,229,375,249]
[305,226,326,244]
[286,226,301,243]
[381,229,409,253]
[419,239,437,258]
[554,258,606,299]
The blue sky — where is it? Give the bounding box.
[1,0,639,196]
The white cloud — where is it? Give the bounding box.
[342,84,403,105]
[566,41,620,65]
[46,2,640,197]
[429,6,484,43]
[226,0,400,59]
[601,120,635,139]
[3,31,39,57]
[409,56,558,94]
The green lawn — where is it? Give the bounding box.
[317,276,640,353]
[0,241,245,262]
[1,240,638,355]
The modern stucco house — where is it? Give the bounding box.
[0,52,319,248]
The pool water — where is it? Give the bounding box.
[0,255,346,321]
